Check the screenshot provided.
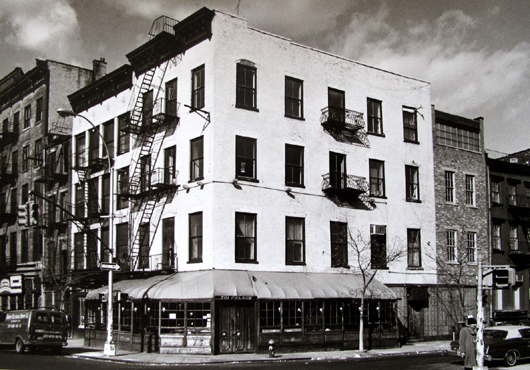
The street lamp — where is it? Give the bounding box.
[57,108,116,356]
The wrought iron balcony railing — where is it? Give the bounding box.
[507,195,530,209]
[320,107,365,132]
[322,173,369,196]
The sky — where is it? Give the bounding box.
[1,0,529,154]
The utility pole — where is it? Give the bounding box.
[475,260,487,370]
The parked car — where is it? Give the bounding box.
[0,309,69,354]
[484,325,530,366]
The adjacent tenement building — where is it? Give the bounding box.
[0,59,104,315]
[431,109,488,337]
[488,149,530,321]
[67,8,439,354]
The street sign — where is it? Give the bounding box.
[100,262,120,271]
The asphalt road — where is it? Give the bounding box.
[0,351,528,370]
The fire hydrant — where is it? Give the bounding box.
[268,339,275,358]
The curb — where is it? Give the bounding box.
[68,348,451,366]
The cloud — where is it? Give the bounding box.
[0,0,82,63]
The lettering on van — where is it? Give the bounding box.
[6,313,29,321]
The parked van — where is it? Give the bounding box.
[0,309,68,353]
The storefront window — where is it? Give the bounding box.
[161,302,185,333]
[343,301,361,330]
[186,302,210,331]
[304,301,324,332]
[259,301,281,332]
[324,301,343,330]
[160,302,211,334]
[282,301,302,331]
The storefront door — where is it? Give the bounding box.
[218,302,254,353]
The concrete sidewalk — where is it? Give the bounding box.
[66,338,452,365]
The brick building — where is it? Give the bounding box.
[488,149,530,321]
[430,109,489,338]
[0,59,104,314]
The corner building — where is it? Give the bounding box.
[72,8,437,354]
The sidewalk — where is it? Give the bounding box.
[67,338,452,365]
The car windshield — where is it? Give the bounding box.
[484,330,508,339]
[50,313,65,324]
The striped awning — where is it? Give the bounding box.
[85,270,396,301]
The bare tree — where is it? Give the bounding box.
[426,242,479,333]
[348,227,407,352]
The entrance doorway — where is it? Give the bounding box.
[217,302,255,353]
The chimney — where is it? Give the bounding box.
[93,57,107,81]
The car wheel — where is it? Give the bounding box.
[505,350,518,366]
[15,339,25,354]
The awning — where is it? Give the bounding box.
[85,270,396,301]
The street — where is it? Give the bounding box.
[1,350,529,370]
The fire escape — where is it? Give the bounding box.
[121,16,185,272]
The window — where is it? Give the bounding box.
[89,126,100,166]
[9,232,16,266]
[285,76,303,118]
[34,139,42,168]
[286,217,305,265]
[465,175,476,206]
[22,145,29,172]
[407,229,421,268]
[102,174,110,215]
[329,152,346,189]
[142,90,153,127]
[21,229,28,263]
[235,212,256,263]
[164,146,176,185]
[87,178,99,217]
[445,171,455,203]
[330,221,348,268]
[285,144,303,187]
[405,165,420,201]
[103,119,114,160]
[75,133,86,168]
[101,226,110,263]
[74,232,84,270]
[369,159,385,197]
[2,118,7,133]
[507,185,517,206]
[116,223,129,271]
[191,65,205,110]
[162,218,175,268]
[140,155,151,193]
[75,183,85,218]
[189,212,202,262]
[59,191,68,222]
[13,112,19,133]
[328,88,345,123]
[447,230,457,262]
[138,223,149,269]
[86,232,98,269]
[32,229,42,261]
[492,224,501,250]
[236,136,256,180]
[435,122,480,152]
[21,184,28,204]
[117,112,130,155]
[165,78,178,117]
[403,106,418,143]
[467,232,477,262]
[371,225,387,269]
[117,167,129,210]
[36,97,43,123]
[236,64,257,110]
[24,105,31,129]
[367,98,383,135]
[10,188,16,216]
[510,226,519,251]
[190,136,203,181]
[11,151,18,176]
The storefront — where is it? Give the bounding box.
[83,270,398,354]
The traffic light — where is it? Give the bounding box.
[17,204,28,227]
[30,202,39,226]
[493,267,516,289]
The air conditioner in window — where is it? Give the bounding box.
[370,225,386,235]
[516,275,524,283]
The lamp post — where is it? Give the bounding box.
[57,108,116,356]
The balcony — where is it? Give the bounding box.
[320,107,369,146]
[0,123,19,146]
[0,166,17,186]
[125,167,179,199]
[322,173,368,198]
[509,240,530,267]
[152,98,180,126]
[42,210,68,233]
